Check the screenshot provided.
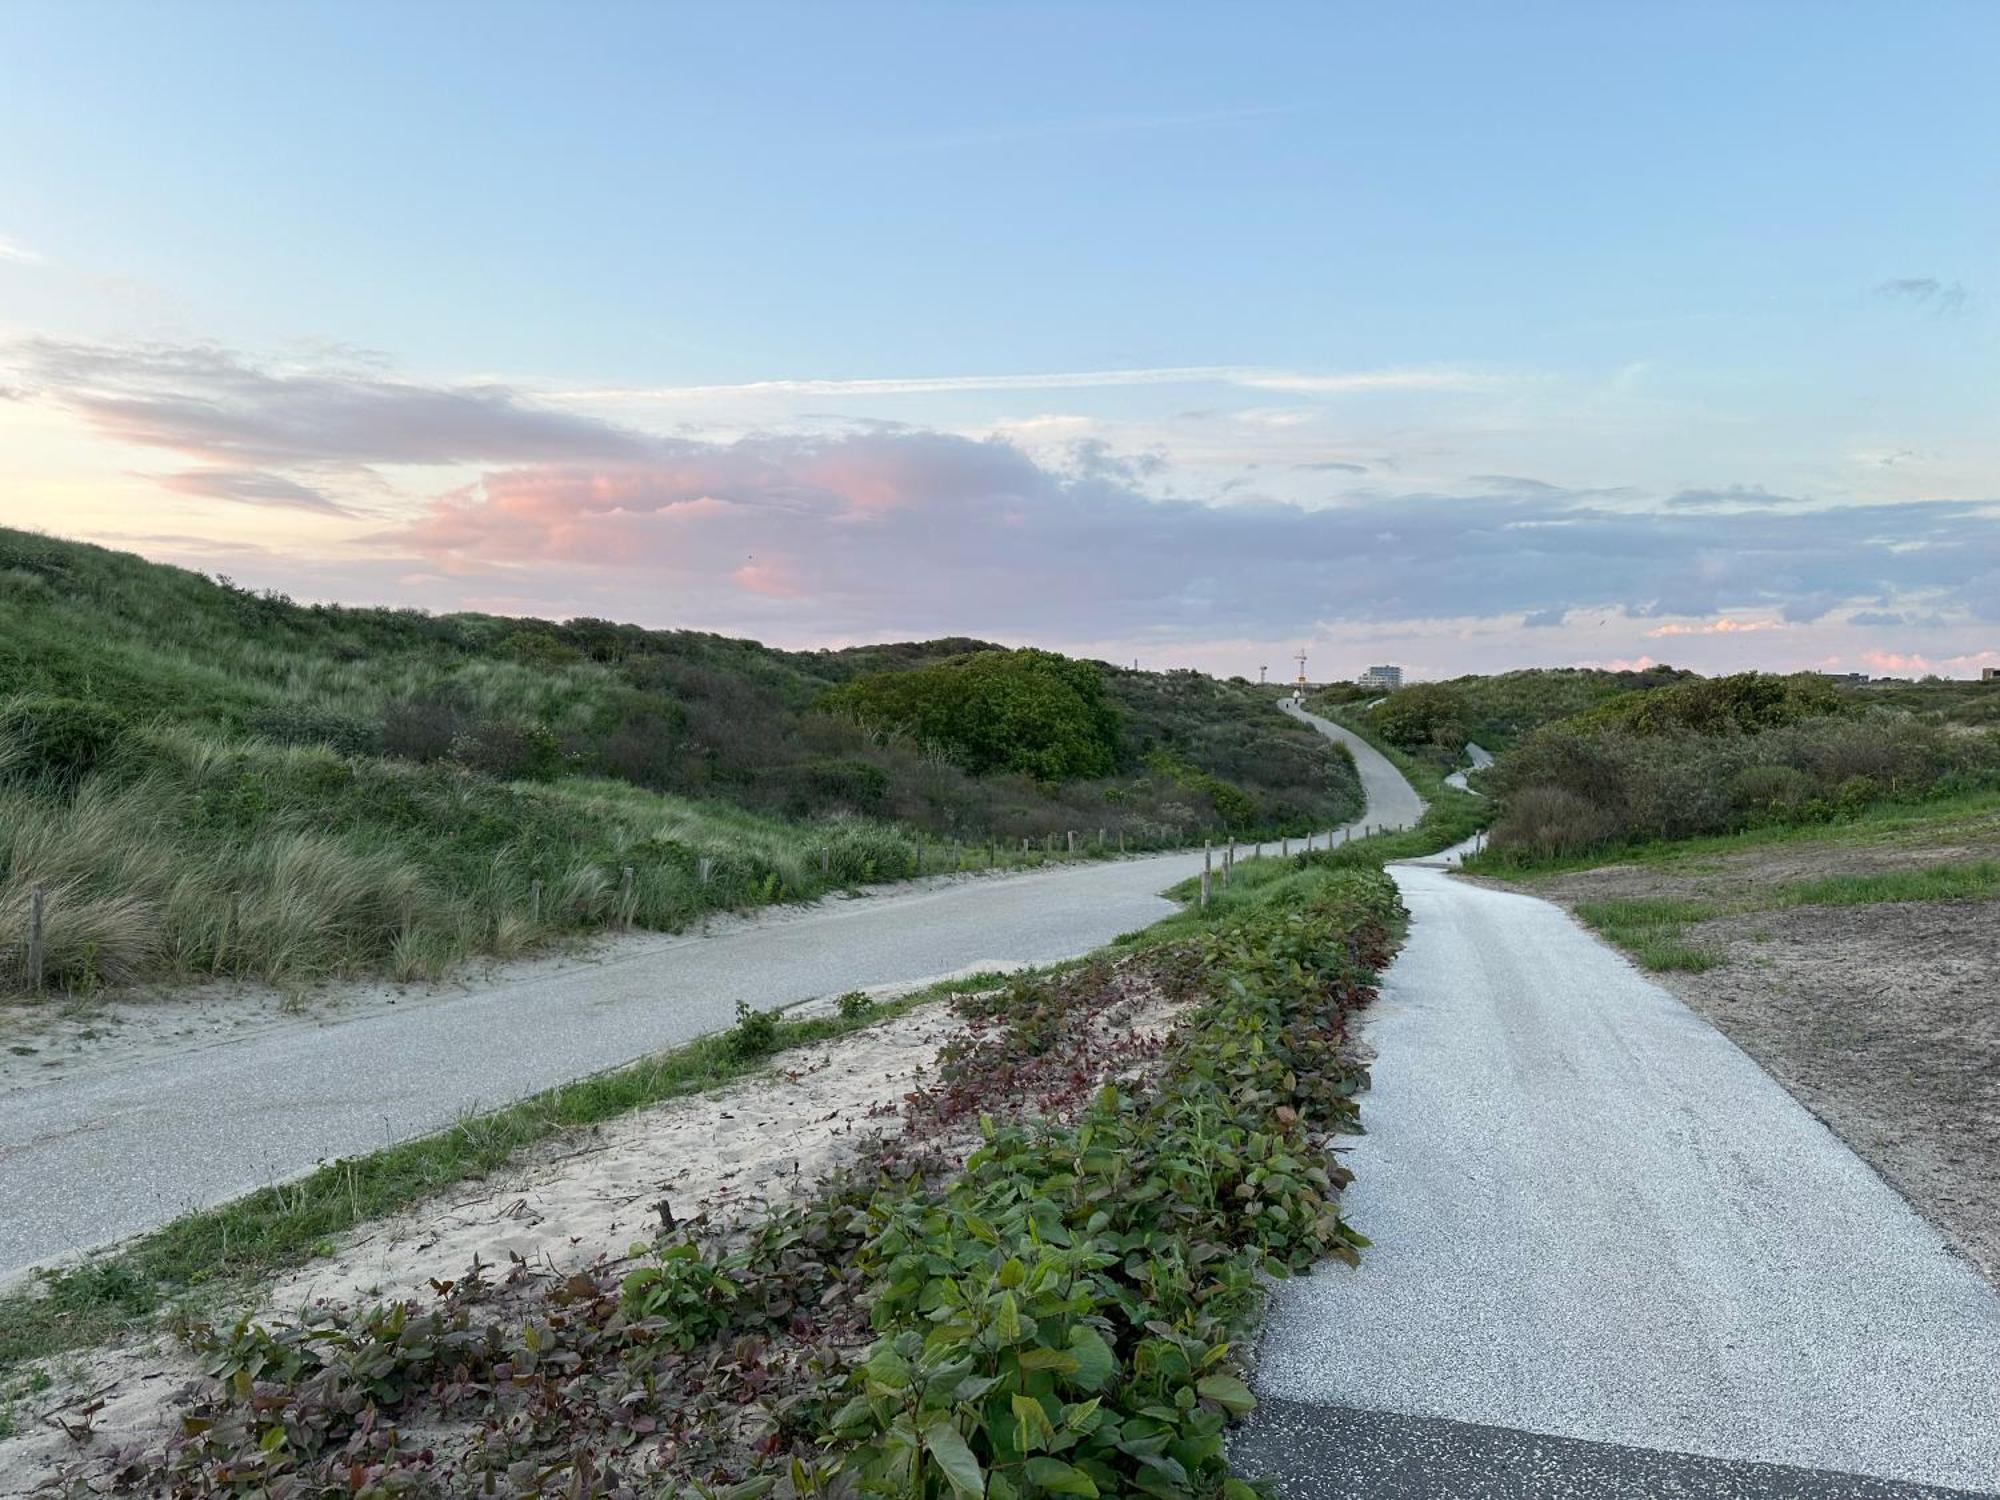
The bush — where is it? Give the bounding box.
[1586,671,1843,737]
[1487,785,1620,860]
[821,649,1122,781]
[247,703,380,757]
[1369,683,1469,757]
[726,1000,779,1060]
[1488,698,2000,860]
[450,719,564,782]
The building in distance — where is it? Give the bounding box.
[1357,665,1404,691]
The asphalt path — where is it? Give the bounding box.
[0,696,1422,1281]
[1239,859,2000,1497]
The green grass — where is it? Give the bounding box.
[0,973,1018,1376]
[1573,897,1726,972]
[1772,860,2000,908]
[1552,849,1999,976]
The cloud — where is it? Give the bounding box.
[1847,610,1905,627]
[10,338,648,471]
[369,426,2000,642]
[1522,607,1567,628]
[551,365,1497,404]
[0,233,41,265]
[1874,277,1970,315]
[1294,460,1368,475]
[154,468,353,515]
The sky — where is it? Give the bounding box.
[1,0,1997,682]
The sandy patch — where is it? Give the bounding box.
[1510,822,2000,1286]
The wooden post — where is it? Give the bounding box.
[1281,835,1289,858]
[620,866,634,927]
[697,856,712,886]
[1200,842,1213,910]
[1254,842,1262,862]
[1097,826,1106,849]
[530,878,543,925]
[821,847,832,877]
[26,884,44,992]
[1067,830,1076,855]
[1118,830,1126,853]
[1022,836,1030,857]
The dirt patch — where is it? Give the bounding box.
[1509,830,2000,1287]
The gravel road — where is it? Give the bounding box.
[0,698,1420,1282]
[1277,699,1427,829]
[1239,859,2000,1497]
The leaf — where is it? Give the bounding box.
[1195,1373,1256,1416]
[1066,1327,1117,1391]
[1023,1456,1100,1496]
[1013,1392,1058,1452]
[1017,1348,1079,1374]
[923,1418,987,1499]
[998,1256,1027,1289]
[865,1344,912,1391]
[993,1290,1025,1344]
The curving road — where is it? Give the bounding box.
[0,698,1422,1282]
[1235,859,2000,1497]
[1277,699,1428,831]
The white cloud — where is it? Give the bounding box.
[549,365,1499,404]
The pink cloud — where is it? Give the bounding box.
[1644,617,1784,638]
[732,561,806,598]
[1862,649,1932,675]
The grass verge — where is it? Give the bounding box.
[1572,897,1725,972]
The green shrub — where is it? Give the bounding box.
[1368,683,1469,757]
[822,649,1122,781]
[726,1000,780,1061]
[1586,671,1843,737]
[450,719,564,782]
[246,703,380,756]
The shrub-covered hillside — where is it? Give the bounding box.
[1317,665,1695,764]
[0,528,1358,994]
[1480,671,2000,860]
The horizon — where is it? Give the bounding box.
[2,1,1997,681]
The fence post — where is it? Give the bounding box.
[821,847,831,877]
[1281,835,1289,858]
[1097,827,1106,849]
[530,878,543,926]
[697,856,712,887]
[1118,830,1126,853]
[27,884,44,992]
[1067,830,1076,855]
[1200,842,1213,910]
[620,866,634,927]
[1254,842,1262,862]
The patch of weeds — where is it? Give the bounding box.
[1774,860,2000,909]
[725,999,779,1060]
[1575,897,1725,973]
[835,988,877,1021]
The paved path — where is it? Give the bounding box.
[0,697,1422,1281]
[1444,740,1493,793]
[1278,699,1428,831]
[1238,860,2000,1497]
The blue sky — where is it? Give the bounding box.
[1,1,1995,679]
